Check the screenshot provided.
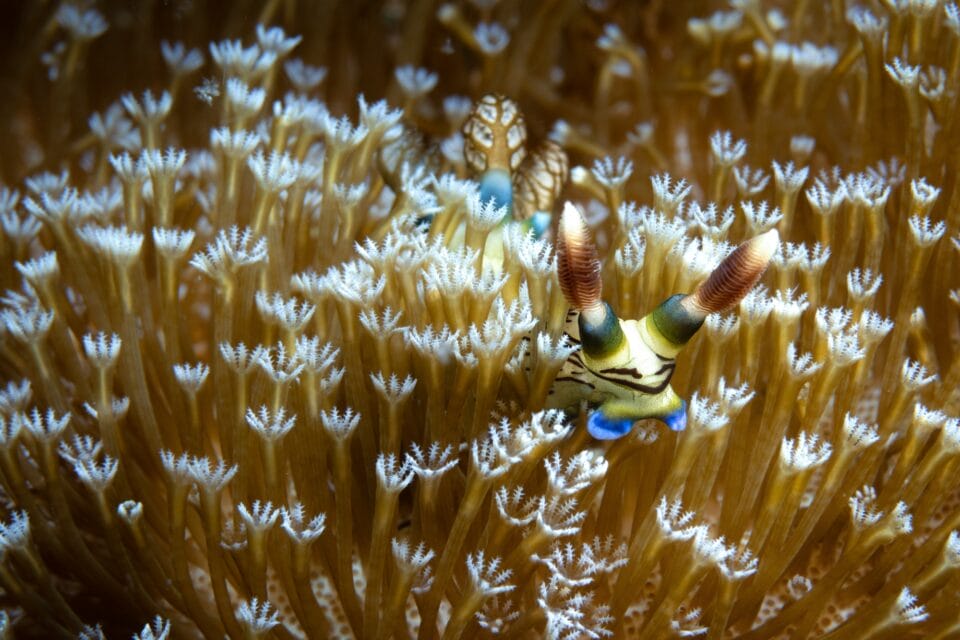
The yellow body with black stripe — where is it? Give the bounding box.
[547,310,686,435]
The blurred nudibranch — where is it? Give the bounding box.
[462,94,569,238]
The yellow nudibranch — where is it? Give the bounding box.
[549,202,779,439]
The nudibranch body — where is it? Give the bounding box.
[550,307,688,439]
[549,202,779,440]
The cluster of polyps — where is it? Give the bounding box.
[1,0,960,638]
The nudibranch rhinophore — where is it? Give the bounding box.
[549,202,779,440]
[462,94,527,212]
[462,94,569,238]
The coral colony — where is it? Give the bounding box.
[1,0,960,638]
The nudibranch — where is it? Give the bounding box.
[462,94,528,211]
[512,139,569,237]
[462,94,569,238]
[549,202,779,440]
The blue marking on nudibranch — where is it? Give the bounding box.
[528,211,551,238]
[479,168,513,212]
[663,399,687,432]
[587,410,635,440]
